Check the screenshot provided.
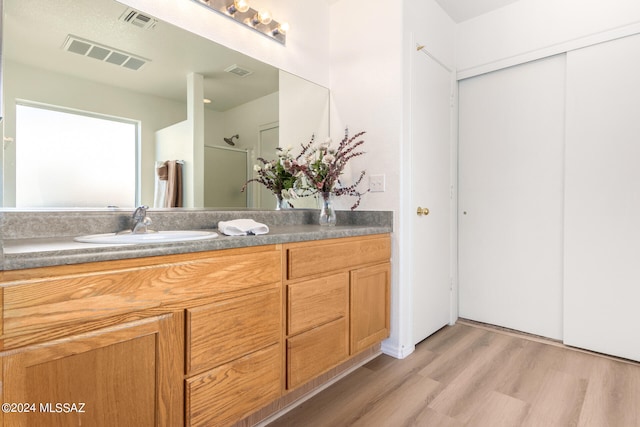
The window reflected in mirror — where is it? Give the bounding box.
[15,103,138,208]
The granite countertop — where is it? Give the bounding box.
[1,223,392,271]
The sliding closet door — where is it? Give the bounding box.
[564,34,640,362]
[458,55,565,340]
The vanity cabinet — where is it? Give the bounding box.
[0,233,391,426]
[0,245,282,427]
[283,234,391,390]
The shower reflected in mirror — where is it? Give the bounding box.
[224,134,239,146]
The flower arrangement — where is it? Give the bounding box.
[242,129,368,211]
[291,129,367,210]
[242,147,306,207]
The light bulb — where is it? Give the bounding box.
[257,10,272,25]
[234,0,250,13]
[227,0,250,15]
[275,22,290,35]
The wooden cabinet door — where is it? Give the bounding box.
[350,263,391,354]
[1,314,183,427]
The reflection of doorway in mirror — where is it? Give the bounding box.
[257,122,279,209]
[203,145,248,208]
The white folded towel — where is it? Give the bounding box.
[217,219,269,236]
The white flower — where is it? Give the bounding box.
[322,153,335,165]
[264,162,273,170]
[320,138,332,149]
[253,164,261,172]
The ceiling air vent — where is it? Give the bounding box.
[224,64,253,78]
[119,8,157,30]
[62,35,149,71]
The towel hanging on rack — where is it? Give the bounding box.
[154,160,184,208]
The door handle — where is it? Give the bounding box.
[417,207,430,216]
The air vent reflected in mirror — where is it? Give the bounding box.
[62,35,149,71]
[224,64,253,78]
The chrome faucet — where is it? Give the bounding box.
[131,205,152,234]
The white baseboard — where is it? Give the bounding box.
[381,341,415,359]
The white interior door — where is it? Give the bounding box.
[564,34,640,362]
[411,47,453,344]
[458,55,565,340]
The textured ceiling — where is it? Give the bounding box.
[4,0,279,112]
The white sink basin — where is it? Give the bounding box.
[74,230,218,244]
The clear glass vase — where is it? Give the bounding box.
[318,192,337,226]
[275,194,290,210]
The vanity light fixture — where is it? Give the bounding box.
[193,0,288,45]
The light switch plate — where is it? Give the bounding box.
[369,174,385,192]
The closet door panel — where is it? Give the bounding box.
[564,34,640,361]
[458,55,565,340]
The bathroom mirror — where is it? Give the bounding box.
[0,0,329,209]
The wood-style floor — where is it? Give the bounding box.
[266,321,640,427]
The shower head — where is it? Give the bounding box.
[224,134,239,146]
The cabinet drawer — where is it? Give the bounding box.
[287,272,348,335]
[286,235,391,280]
[1,247,281,342]
[185,343,281,427]
[186,286,280,374]
[287,317,349,389]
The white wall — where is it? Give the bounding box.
[457,0,640,78]
[329,0,402,213]
[328,0,403,353]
